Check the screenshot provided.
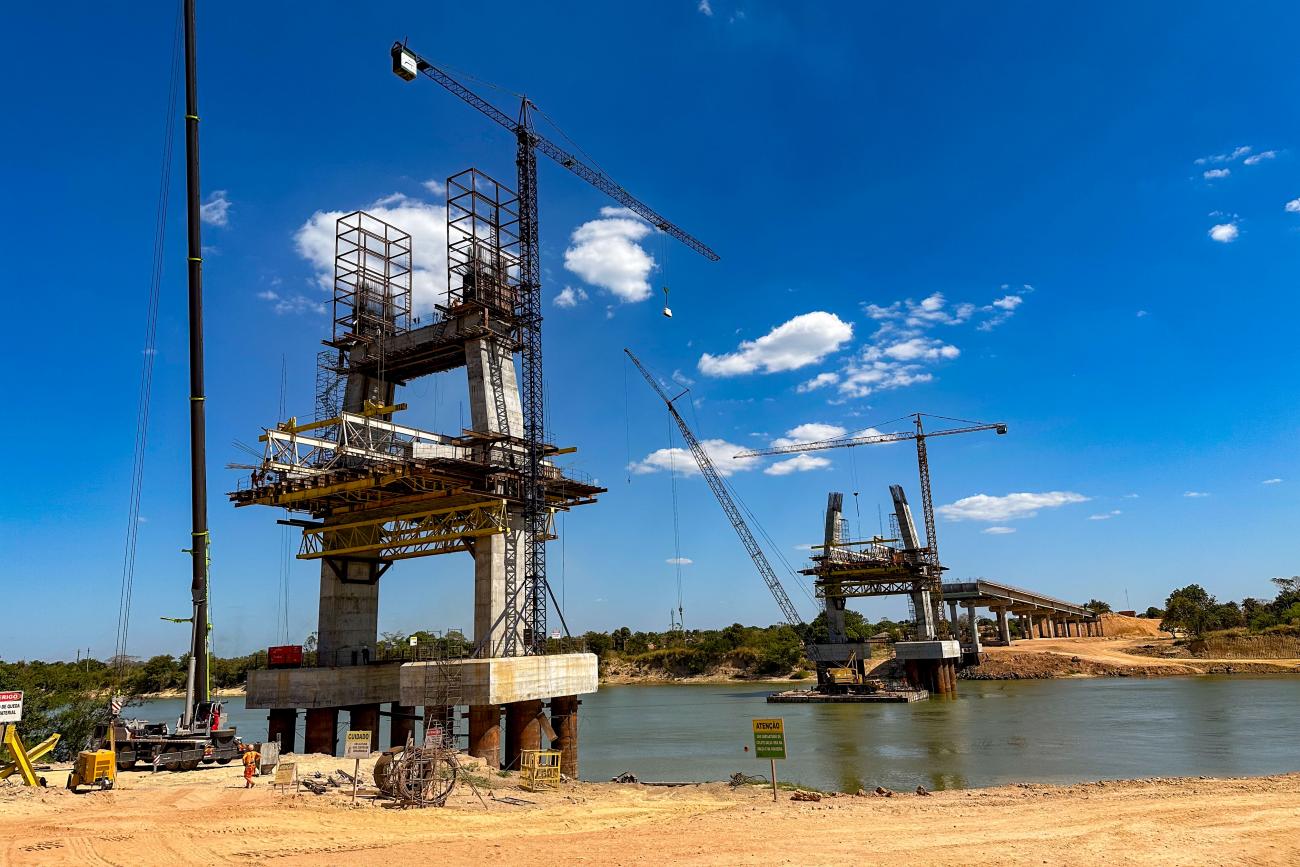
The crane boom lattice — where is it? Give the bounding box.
[625,350,812,653]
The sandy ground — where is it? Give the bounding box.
[2,753,1298,866]
[981,634,1300,677]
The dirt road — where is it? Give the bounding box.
[3,755,1298,866]
[981,634,1300,677]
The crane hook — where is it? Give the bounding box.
[662,285,672,318]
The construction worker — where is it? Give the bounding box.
[241,746,261,788]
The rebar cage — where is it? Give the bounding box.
[446,168,521,316]
[333,211,413,345]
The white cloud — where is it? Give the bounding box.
[256,289,324,316]
[295,193,448,316]
[630,439,758,477]
[770,423,848,449]
[1203,168,1231,180]
[422,178,447,196]
[1183,491,1210,498]
[666,557,693,565]
[1243,150,1277,165]
[1136,310,1148,318]
[1196,146,1252,165]
[200,190,231,227]
[1088,510,1122,521]
[937,491,1090,522]
[698,311,853,376]
[563,207,656,302]
[554,286,588,308]
[1123,493,1140,499]
[1286,198,1300,213]
[838,358,933,399]
[982,526,1016,535]
[1262,478,1283,485]
[872,336,960,362]
[797,372,840,393]
[671,369,695,387]
[764,454,832,476]
[697,0,713,14]
[834,287,1029,398]
[1208,223,1239,243]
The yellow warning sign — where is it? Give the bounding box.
[752,718,786,760]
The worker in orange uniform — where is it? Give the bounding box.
[241,746,261,789]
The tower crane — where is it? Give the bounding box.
[392,44,718,653]
[738,413,1005,641]
[625,349,818,661]
[737,414,1005,569]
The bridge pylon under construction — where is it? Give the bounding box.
[231,183,601,774]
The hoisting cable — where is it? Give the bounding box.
[114,9,183,679]
[276,354,291,644]
[666,414,685,631]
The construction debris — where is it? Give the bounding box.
[790,790,822,802]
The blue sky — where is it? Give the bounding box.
[4,1,1300,660]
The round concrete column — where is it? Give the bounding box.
[389,703,415,749]
[504,700,543,771]
[347,704,380,753]
[304,707,338,755]
[267,708,297,753]
[468,705,502,769]
[550,695,580,778]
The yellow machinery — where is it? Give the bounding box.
[519,749,562,791]
[826,652,863,689]
[68,719,117,792]
[68,750,116,792]
[1,725,60,787]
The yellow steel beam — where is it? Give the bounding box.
[297,499,508,560]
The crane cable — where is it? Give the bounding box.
[114,9,182,679]
[666,415,685,631]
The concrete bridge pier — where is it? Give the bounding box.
[305,707,338,755]
[503,699,544,770]
[551,695,580,778]
[995,608,1012,645]
[267,708,297,752]
[468,705,502,769]
[389,703,415,748]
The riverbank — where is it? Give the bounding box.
[976,635,1300,679]
[4,755,1297,865]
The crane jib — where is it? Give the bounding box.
[394,42,720,262]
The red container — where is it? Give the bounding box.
[267,645,304,669]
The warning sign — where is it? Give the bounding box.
[344,730,372,759]
[273,762,297,787]
[752,718,786,760]
[0,691,23,724]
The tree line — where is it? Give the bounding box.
[1158,577,1300,637]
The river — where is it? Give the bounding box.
[136,675,1299,793]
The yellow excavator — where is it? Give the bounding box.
[823,652,883,695]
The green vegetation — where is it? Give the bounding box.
[579,611,904,680]
[1085,599,1113,615]
[1160,578,1300,638]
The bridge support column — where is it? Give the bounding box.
[948,601,960,637]
[550,695,580,778]
[1022,613,1033,640]
[389,703,415,749]
[304,707,338,755]
[966,604,982,654]
[996,609,1011,645]
[468,705,502,769]
[267,708,297,753]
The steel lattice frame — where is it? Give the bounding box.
[516,119,547,656]
[299,500,509,561]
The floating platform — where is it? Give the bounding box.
[766,688,929,703]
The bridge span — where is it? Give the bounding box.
[940,578,1103,655]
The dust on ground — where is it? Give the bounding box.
[3,753,1298,866]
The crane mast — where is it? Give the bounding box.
[625,350,815,655]
[393,43,717,653]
